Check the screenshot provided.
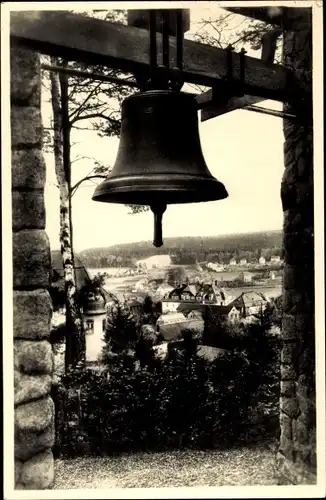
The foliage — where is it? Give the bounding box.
[77,272,109,306]
[50,322,67,345]
[78,231,283,268]
[101,301,141,358]
[53,313,280,458]
[165,266,189,286]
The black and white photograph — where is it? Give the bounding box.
[1,1,325,498]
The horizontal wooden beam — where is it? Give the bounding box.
[197,27,281,121]
[10,11,305,102]
[224,6,312,31]
[198,93,267,122]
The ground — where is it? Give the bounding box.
[53,443,279,489]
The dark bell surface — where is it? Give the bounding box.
[92,90,228,206]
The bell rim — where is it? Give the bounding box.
[92,174,228,205]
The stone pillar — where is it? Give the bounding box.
[12,47,54,489]
[278,10,316,484]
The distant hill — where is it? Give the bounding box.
[78,230,283,268]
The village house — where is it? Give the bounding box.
[206,304,241,323]
[238,271,253,283]
[50,250,115,368]
[163,282,234,311]
[228,291,269,320]
[270,255,281,264]
[206,261,224,272]
[239,258,247,266]
[229,257,237,266]
[155,282,174,301]
[258,256,266,265]
[156,311,204,341]
[167,283,199,301]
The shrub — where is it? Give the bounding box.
[53,311,280,457]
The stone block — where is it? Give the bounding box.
[11,106,42,149]
[15,423,55,462]
[281,180,297,211]
[280,411,292,439]
[293,442,311,466]
[283,210,302,233]
[12,190,45,231]
[14,290,52,340]
[277,452,316,485]
[13,230,51,288]
[281,314,298,341]
[296,181,313,206]
[10,47,40,106]
[15,397,54,460]
[283,288,311,314]
[281,343,300,364]
[11,149,46,189]
[14,340,53,374]
[281,363,297,381]
[283,265,297,290]
[20,449,54,490]
[295,313,312,332]
[296,385,315,423]
[280,380,295,397]
[14,371,52,406]
[282,162,297,186]
[283,232,314,266]
[280,395,299,419]
[15,459,23,484]
[310,448,317,470]
[297,152,312,179]
[293,418,309,445]
[279,432,294,461]
[15,396,54,434]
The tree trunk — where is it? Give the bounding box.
[49,56,85,370]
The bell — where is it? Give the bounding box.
[92,90,228,246]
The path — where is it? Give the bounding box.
[53,444,279,489]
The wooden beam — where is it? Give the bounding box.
[10,11,305,102]
[224,7,284,26]
[261,28,282,64]
[224,6,312,31]
[198,28,282,121]
[198,93,267,121]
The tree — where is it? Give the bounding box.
[44,10,135,368]
[102,301,141,357]
[49,60,85,369]
[165,267,188,286]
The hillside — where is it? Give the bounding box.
[78,230,283,268]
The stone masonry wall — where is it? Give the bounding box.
[12,46,54,489]
[278,10,316,485]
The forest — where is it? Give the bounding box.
[78,230,283,268]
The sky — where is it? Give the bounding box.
[42,3,285,252]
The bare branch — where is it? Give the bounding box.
[70,174,107,197]
[70,112,120,126]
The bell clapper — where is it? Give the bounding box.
[150,204,167,248]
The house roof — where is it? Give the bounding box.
[51,250,91,291]
[197,345,229,362]
[229,291,267,309]
[168,284,188,298]
[209,304,238,315]
[51,250,116,303]
[157,312,186,324]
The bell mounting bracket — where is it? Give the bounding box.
[134,9,186,93]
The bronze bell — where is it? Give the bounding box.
[92,90,228,246]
